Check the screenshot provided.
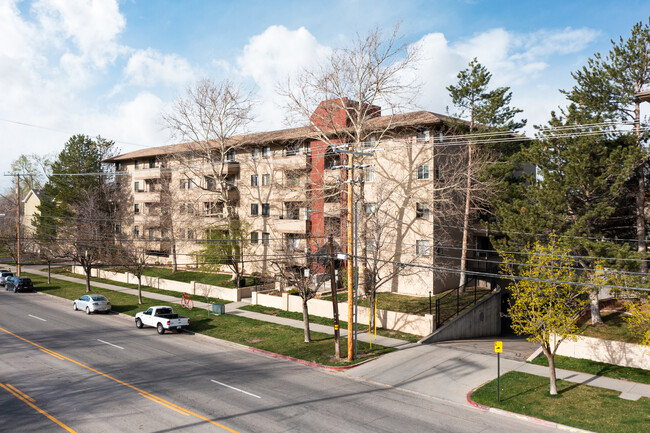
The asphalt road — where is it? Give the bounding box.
[0,289,551,433]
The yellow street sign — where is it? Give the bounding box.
[494,341,503,353]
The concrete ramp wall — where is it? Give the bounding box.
[419,290,501,344]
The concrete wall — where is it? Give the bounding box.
[419,290,501,344]
[71,266,247,302]
[251,291,434,336]
[553,334,650,370]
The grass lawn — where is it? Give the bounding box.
[240,304,421,343]
[322,288,491,317]
[48,268,232,305]
[576,311,640,344]
[25,272,392,366]
[51,266,257,289]
[529,354,650,385]
[471,371,650,433]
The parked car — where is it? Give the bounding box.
[73,294,111,314]
[5,277,34,293]
[135,306,190,334]
[0,271,14,286]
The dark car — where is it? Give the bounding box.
[0,271,14,286]
[6,277,34,293]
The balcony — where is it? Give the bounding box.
[133,214,161,226]
[274,217,309,234]
[134,190,160,202]
[132,166,164,180]
[273,154,308,170]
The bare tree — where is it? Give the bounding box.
[272,236,319,343]
[59,185,117,292]
[281,25,420,359]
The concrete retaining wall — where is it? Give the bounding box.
[553,334,650,370]
[71,266,247,302]
[251,291,434,336]
[419,290,501,343]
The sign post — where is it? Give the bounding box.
[494,341,503,402]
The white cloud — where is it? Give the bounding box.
[237,25,331,130]
[124,48,196,88]
[410,26,600,133]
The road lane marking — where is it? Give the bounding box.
[211,380,261,399]
[0,327,239,433]
[6,384,36,402]
[40,348,65,360]
[97,339,124,350]
[139,393,191,416]
[28,314,47,322]
[0,382,77,433]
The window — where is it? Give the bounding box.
[204,202,223,217]
[286,143,299,156]
[251,175,258,186]
[262,232,270,245]
[187,178,194,189]
[262,174,271,186]
[148,229,156,241]
[417,165,430,180]
[251,148,260,159]
[416,202,430,218]
[435,244,443,256]
[205,177,216,191]
[115,224,121,234]
[115,162,122,171]
[304,142,311,154]
[187,204,195,215]
[180,179,187,189]
[187,229,195,240]
[179,204,186,214]
[364,134,377,148]
[179,228,185,239]
[226,149,236,162]
[416,240,430,256]
[365,203,376,216]
[439,132,444,143]
[285,202,299,219]
[262,146,270,157]
[134,204,140,214]
[251,203,259,216]
[435,166,443,181]
[149,158,155,168]
[286,171,300,188]
[134,160,140,169]
[134,181,141,192]
[285,234,300,251]
[417,128,430,143]
[262,203,270,217]
[133,226,140,237]
[364,167,375,182]
[250,232,259,244]
[366,238,377,253]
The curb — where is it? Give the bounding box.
[248,346,379,370]
[466,387,595,433]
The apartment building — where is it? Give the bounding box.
[105,100,490,296]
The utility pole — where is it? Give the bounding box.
[4,173,31,277]
[328,235,341,359]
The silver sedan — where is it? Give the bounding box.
[73,294,111,314]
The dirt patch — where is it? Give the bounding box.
[247,338,264,344]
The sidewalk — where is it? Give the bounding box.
[19,265,415,349]
[14,264,650,404]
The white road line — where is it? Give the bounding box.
[28,314,46,322]
[97,339,124,350]
[211,379,261,399]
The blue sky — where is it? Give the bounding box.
[1,0,649,191]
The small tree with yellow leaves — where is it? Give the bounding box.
[501,238,588,395]
[625,298,650,348]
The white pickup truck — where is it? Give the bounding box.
[135,306,190,334]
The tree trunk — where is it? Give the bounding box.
[172,242,178,273]
[302,299,311,343]
[85,269,91,293]
[47,262,51,284]
[634,99,647,273]
[459,143,472,293]
[369,291,376,332]
[590,290,603,325]
[137,276,142,305]
[547,352,558,395]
